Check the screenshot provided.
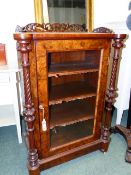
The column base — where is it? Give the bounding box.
[28,164,40,175]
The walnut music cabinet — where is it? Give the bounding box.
[14,28,126,175]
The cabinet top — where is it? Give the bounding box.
[14,32,126,41]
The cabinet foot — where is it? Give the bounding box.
[28,165,40,175]
[115,125,131,163]
[100,140,110,152]
[100,127,111,152]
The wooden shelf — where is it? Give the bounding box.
[49,81,97,105]
[50,98,95,129]
[51,120,94,148]
[48,62,99,77]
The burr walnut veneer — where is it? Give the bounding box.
[14,32,126,175]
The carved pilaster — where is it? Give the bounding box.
[101,36,125,152]
[17,39,39,171]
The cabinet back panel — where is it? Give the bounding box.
[84,72,99,89]
[48,50,101,67]
[50,119,94,148]
[49,74,85,86]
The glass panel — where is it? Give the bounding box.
[51,117,94,148]
[48,50,101,76]
[47,0,86,27]
[48,50,101,148]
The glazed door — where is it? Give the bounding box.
[37,38,111,157]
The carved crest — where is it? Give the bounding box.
[16,23,87,32]
[93,27,113,33]
[15,23,113,34]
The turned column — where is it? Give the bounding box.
[15,34,40,175]
[101,35,125,152]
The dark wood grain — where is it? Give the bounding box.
[16,37,39,171]
[101,36,126,152]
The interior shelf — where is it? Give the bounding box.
[50,97,95,129]
[49,81,97,105]
[48,62,99,77]
[50,119,94,148]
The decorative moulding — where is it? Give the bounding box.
[15,23,113,34]
[15,23,87,32]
